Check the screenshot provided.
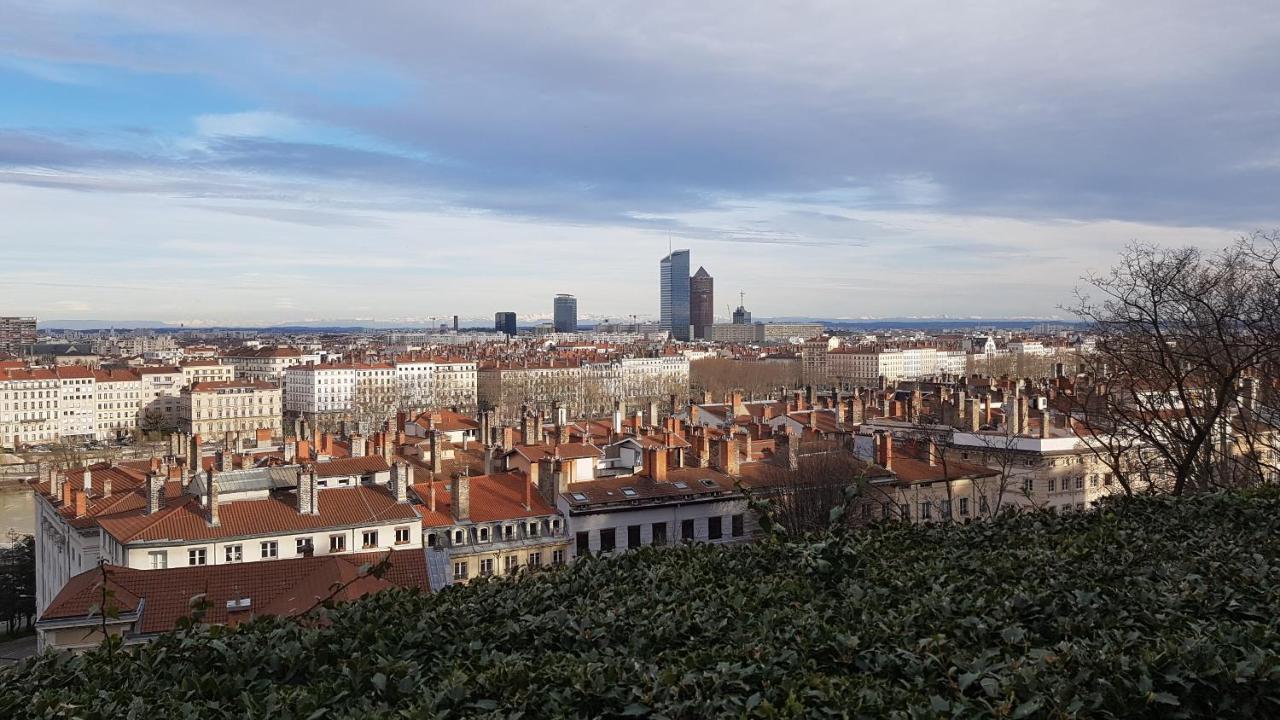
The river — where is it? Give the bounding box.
[0,483,34,541]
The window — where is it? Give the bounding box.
[1048,478,1056,492]
[708,516,723,540]
[1022,478,1034,494]
[599,528,616,553]
[329,534,346,553]
[528,552,542,568]
[188,548,207,566]
[528,521,540,537]
[1075,477,1084,490]
[627,524,641,549]
[652,522,668,546]
[427,533,437,547]
[149,551,167,569]
[479,527,490,542]
[940,500,951,520]
[899,503,910,519]
[395,526,411,545]
[576,531,590,556]
[552,519,561,533]
[552,550,566,565]
[453,561,468,580]
[504,525,515,540]
[920,503,932,520]
[225,544,243,563]
[454,529,465,545]
[362,530,379,549]
[681,519,695,541]
[296,538,313,555]
[1090,474,1099,487]
[480,558,494,576]
[260,541,278,559]
[959,498,970,517]
[732,514,744,537]
[504,556,519,575]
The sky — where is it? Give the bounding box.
[1,1,1278,326]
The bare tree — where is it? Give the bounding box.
[746,439,869,534]
[1066,239,1280,495]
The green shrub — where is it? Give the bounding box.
[5,492,1279,718]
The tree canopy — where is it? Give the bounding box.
[5,492,1279,718]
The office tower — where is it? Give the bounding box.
[494,312,518,336]
[689,266,714,339]
[732,293,752,325]
[0,316,36,356]
[660,249,691,341]
[553,294,577,332]
[452,315,459,331]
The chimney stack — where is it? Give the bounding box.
[613,401,624,441]
[73,489,87,518]
[82,467,93,496]
[452,472,471,521]
[786,430,799,471]
[391,461,409,503]
[430,430,443,475]
[147,471,164,514]
[207,469,220,526]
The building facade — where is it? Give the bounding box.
[180,380,283,438]
[0,316,36,356]
[689,266,714,340]
[553,295,577,333]
[660,249,691,341]
[494,312,518,336]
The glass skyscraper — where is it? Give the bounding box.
[553,294,577,332]
[660,249,691,341]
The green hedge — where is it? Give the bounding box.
[5,492,1279,719]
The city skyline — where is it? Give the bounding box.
[2,3,1278,324]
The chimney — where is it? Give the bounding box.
[648,400,659,428]
[613,401,624,440]
[430,430,443,474]
[81,466,93,496]
[786,431,799,471]
[481,443,496,476]
[296,467,311,514]
[452,472,471,521]
[557,424,570,445]
[396,411,407,433]
[632,410,643,434]
[147,471,164,514]
[808,409,818,430]
[207,470,220,527]
[521,409,534,445]
[984,396,992,425]
[1018,395,1030,435]
[101,469,112,499]
[524,470,533,511]
[501,426,515,451]
[1040,410,1051,439]
[743,432,753,463]
[73,489,87,518]
[726,434,740,476]
[731,390,746,417]
[392,462,408,503]
[351,433,364,457]
[835,394,846,424]
[793,389,804,411]
[61,473,72,507]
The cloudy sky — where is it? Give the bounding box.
[1,2,1277,325]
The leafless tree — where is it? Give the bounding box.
[692,358,801,400]
[1065,238,1280,495]
[747,439,869,533]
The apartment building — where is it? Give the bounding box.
[55,366,97,441]
[223,346,318,383]
[478,356,688,420]
[0,316,37,356]
[804,340,966,383]
[94,369,143,441]
[0,368,60,447]
[32,457,422,618]
[285,360,477,428]
[138,366,185,430]
[180,380,282,438]
[411,470,570,586]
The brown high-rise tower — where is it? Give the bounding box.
[690,266,714,339]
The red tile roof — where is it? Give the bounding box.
[409,472,555,527]
[40,550,426,635]
[97,484,419,543]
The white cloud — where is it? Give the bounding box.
[193,111,300,138]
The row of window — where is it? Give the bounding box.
[157,527,414,568]
[430,518,562,548]
[576,515,745,555]
[452,550,566,580]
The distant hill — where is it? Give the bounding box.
[4,491,1277,718]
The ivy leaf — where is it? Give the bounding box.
[1011,699,1042,719]
[621,703,650,716]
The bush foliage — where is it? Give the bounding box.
[5,492,1280,719]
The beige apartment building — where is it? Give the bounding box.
[180,380,282,438]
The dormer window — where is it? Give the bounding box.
[479,527,490,542]
[453,529,465,545]
[504,525,515,540]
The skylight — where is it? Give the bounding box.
[621,487,637,497]
[673,481,689,489]
[571,492,589,502]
